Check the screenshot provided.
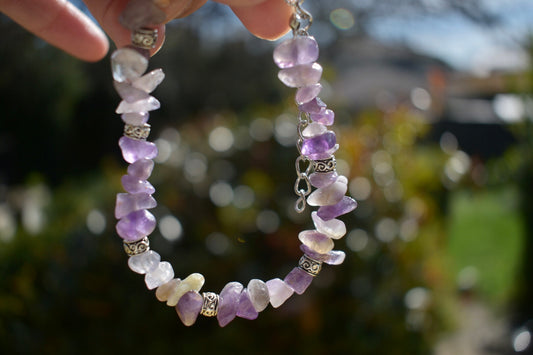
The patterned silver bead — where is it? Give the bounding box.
[313,156,336,173]
[131,28,158,49]
[124,123,151,140]
[298,254,322,277]
[200,292,219,317]
[123,237,150,256]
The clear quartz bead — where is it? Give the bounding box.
[121,112,149,125]
[266,278,293,308]
[298,230,334,254]
[128,250,160,274]
[111,47,148,82]
[247,279,270,312]
[307,175,348,207]
[302,122,327,138]
[311,211,346,240]
[144,261,174,290]
[132,69,165,93]
[116,96,160,114]
[166,273,205,307]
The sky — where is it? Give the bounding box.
[365,0,533,75]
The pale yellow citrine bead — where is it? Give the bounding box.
[156,278,181,302]
[166,273,205,307]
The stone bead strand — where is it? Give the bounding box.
[112,4,356,327]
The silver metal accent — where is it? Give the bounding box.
[313,157,337,174]
[286,0,313,36]
[131,28,158,49]
[123,237,150,256]
[298,254,322,277]
[200,292,219,317]
[124,123,151,140]
[294,111,312,213]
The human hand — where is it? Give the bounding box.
[0,0,292,62]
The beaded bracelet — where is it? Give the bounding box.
[111,0,356,327]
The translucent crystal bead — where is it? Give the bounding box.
[301,131,336,159]
[284,267,313,295]
[273,36,319,68]
[121,175,155,195]
[116,209,156,241]
[144,261,174,290]
[311,211,346,240]
[119,137,158,163]
[236,290,258,320]
[113,81,149,102]
[176,291,204,326]
[217,282,243,327]
[115,193,156,219]
[299,97,326,114]
[119,0,167,30]
[116,96,160,114]
[309,172,338,188]
[317,196,358,221]
[247,279,270,312]
[132,69,165,93]
[128,250,160,274]
[311,109,335,126]
[295,83,322,105]
[111,47,148,82]
[307,176,348,207]
[166,273,205,307]
[298,230,334,254]
[300,245,346,265]
[121,112,149,125]
[266,278,293,308]
[127,158,154,180]
[278,63,323,88]
[156,278,181,302]
[302,122,327,138]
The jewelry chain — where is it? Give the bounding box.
[286,0,313,36]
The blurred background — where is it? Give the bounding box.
[1,0,532,354]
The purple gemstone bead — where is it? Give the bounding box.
[278,63,323,88]
[121,112,149,125]
[284,267,314,295]
[217,282,243,327]
[273,36,319,68]
[119,136,158,163]
[115,193,156,219]
[295,83,322,105]
[299,97,327,114]
[309,172,338,188]
[301,131,336,158]
[311,109,335,126]
[236,289,259,320]
[308,145,339,161]
[114,81,150,103]
[127,158,154,180]
[317,196,358,221]
[300,245,346,266]
[116,209,156,241]
[119,0,167,30]
[121,175,155,194]
[176,291,203,327]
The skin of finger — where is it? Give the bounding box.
[0,0,108,61]
[229,0,291,40]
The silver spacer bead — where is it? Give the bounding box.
[123,237,150,256]
[313,156,336,173]
[200,292,219,317]
[131,28,158,49]
[124,123,151,140]
[298,254,322,277]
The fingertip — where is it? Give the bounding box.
[230,0,292,40]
